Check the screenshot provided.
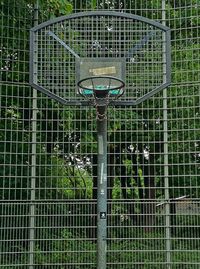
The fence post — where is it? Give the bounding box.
[162,1,171,268]
[29,1,39,268]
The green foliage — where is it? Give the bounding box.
[91,0,97,10]
[51,154,93,199]
[38,0,73,17]
[13,224,200,268]
[0,88,31,200]
[36,229,96,266]
[172,44,200,84]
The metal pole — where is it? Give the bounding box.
[29,1,38,268]
[96,106,107,269]
[162,1,171,268]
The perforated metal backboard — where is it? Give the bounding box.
[30,11,171,106]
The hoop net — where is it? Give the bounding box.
[78,76,125,119]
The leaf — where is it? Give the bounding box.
[66,2,73,13]
[91,0,96,10]
[60,0,73,14]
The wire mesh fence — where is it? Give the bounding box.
[0,0,200,268]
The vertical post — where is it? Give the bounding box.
[162,1,171,268]
[96,106,107,269]
[29,1,38,268]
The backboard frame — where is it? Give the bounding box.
[29,11,171,106]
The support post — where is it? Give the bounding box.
[96,106,107,269]
[29,2,38,268]
[162,1,171,268]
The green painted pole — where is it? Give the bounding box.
[96,106,107,269]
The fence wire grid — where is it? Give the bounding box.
[0,0,200,268]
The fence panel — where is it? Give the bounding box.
[0,0,200,268]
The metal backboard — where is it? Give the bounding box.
[30,11,171,106]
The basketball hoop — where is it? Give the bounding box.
[30,11,171,269]
[78,76,125,119]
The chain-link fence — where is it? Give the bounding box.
[0,0,200,268]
